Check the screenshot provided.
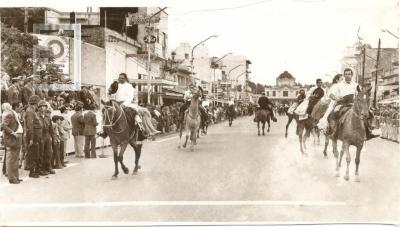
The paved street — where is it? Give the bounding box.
[0,115,399,224]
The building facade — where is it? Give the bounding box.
[264,71,302,104]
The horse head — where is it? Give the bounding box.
[354,88,371,120]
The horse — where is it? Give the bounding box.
[226,105,236,127]
[101,100,143,179]
[255,108,271,136]
[178,91,201,151]
[331,90,371,182]
[284,108,315,155]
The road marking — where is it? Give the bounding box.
[0,200,348,208]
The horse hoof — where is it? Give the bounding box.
[335,172,340,177]
[344,176,350,181]
[112,175,118,180]
[258,134,260,136]
[324,155,328,159]
[178,145,181,149]
[123,167,129,174]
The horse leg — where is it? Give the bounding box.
[190,128,196,152]
[118,143,129,174]
[332,139,340,177]
[337,141,346,178]
[267,118,270,132]
[178,122,183,149]
[111,144,119,179]
[343,142,351,181]
[183,124,189,148]
[323,134,329,158]
[354,144,362,182]
[317,129,321,145]
[262,121,265,136]
[285,116,292,138]
[258,121,260,136]
[131,143,142,175]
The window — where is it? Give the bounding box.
[266,91,269,96]
[283,91,288,97]
[272,91,276,96]
[185,53,189,60]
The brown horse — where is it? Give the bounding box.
[226,105,236,127]
[255,109,271,136]
[331,89,370,182]
[178,92,201,151]
[284,109,315,155]
[101,100,143,179]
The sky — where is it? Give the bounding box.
[1,0,399,85]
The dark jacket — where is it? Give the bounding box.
[258,96,273,110]
[7,84,20,105]
[1,112,21,147]
[24,106,42,142]
[83,111,98,136]
[22,85,35,106]
[71,111,85,136]
[40,114,53,138]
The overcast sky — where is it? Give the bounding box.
[1,0,399,85]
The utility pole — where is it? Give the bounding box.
[24,8,28,33]
[146,7,167,105]
[373,38,381,108]
[361,44,366,89]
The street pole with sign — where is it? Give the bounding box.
[373,38,381,108]
[128,7,166,105]
[227,64,242,101]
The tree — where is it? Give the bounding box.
[1,23,63,82]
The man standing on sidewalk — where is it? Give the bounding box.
[83,104,98,158]
[37,100,54,175]
[24,95,42,178]
[71,101,85,158]
[1,103,23,184]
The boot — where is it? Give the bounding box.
[29,170,39,178]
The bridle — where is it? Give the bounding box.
[102,102,127,134]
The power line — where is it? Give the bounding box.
[171,0,273,16]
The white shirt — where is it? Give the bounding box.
[202,100,210,107]
[228,100,234,106]
[184,90,192,101]
[115,82,134,106]
[330,80,358,98]
[132,87,138,104]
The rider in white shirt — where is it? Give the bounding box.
[327,68,378,140]
[113,73,142,123]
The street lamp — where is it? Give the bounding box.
[190,35,218,84]
[234,71,248,101]
[212,52,232,105]
[227,64,242,99]
[381,29,399,40]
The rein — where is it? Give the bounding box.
[102,103,127,134]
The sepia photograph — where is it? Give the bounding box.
[0,0,398,225]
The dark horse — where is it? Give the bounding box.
[330,90,371,182]
[101,100,143,179]
[255,109,271,136]
[285,109,315,155]
[226,105,236,127]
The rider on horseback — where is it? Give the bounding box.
[255,92,277,122]
[327,68,379,140]
[99,73,145,138]
[179,84,208,129]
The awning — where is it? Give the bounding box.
[129,79,178,86]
